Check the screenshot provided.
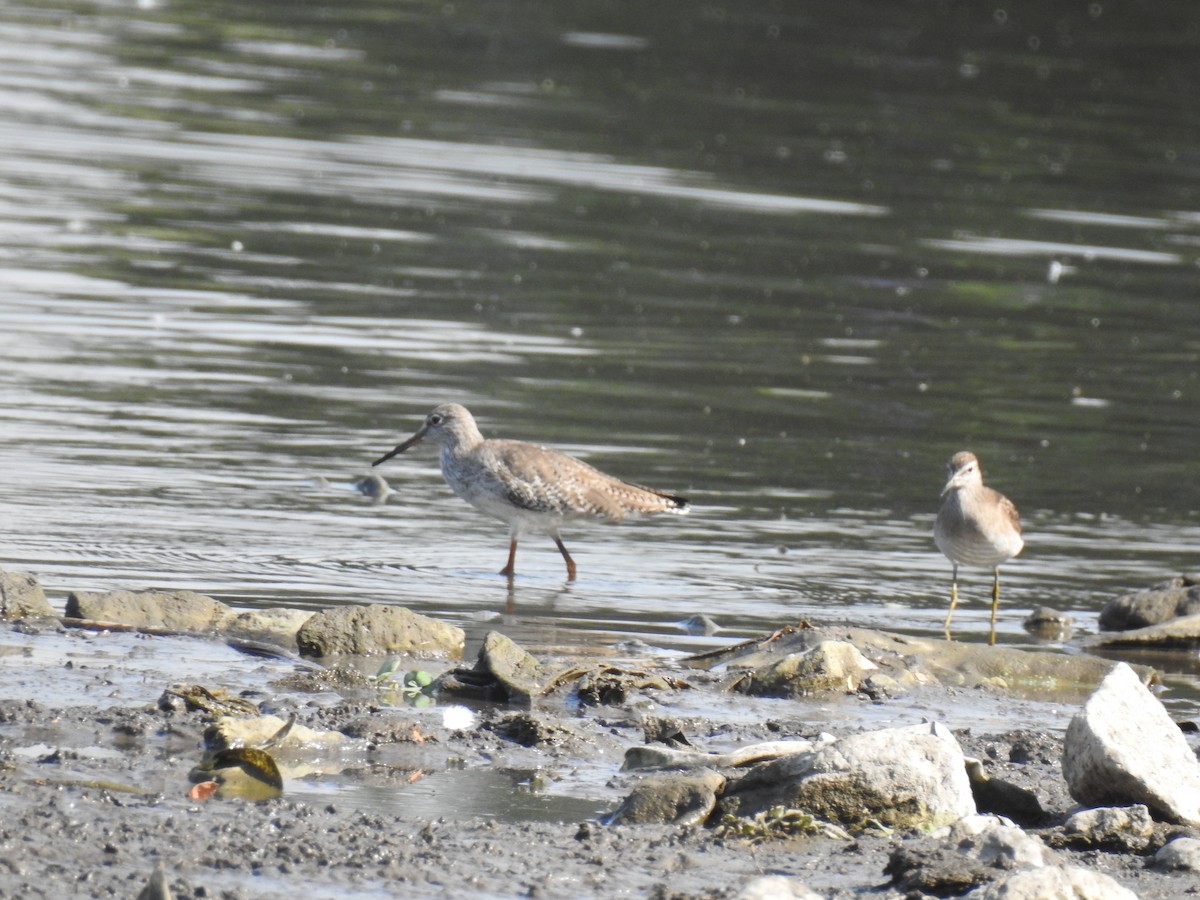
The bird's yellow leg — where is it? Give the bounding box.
[990,568,1001,625]
[943,565,959,631]
[987,568,1002,645]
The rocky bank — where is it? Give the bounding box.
[1,569,1200,899]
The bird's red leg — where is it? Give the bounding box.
[499,539,518,579]
[553,536,577,581]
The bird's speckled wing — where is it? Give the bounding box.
[993,489,1022,536]
[476,440,687,521]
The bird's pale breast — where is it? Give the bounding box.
[935,488,1023,568]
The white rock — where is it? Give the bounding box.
[723,721,975,828]
[1154,837,1200,872]
[828,721,976,824]
[943,817,1055,869]
[733,875,824,900]
[219,607,314,648]
[756,640,877,693]
[1061,662,1200,825]
[207,714,345,750]
[965,865,1138,899]
[1063,805,1153,841]
[938,813,1018,838]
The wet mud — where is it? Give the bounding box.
[0,619,1195,899]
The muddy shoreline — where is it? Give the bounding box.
[1,606,1198,898]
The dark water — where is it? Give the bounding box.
[2,0,1199,713]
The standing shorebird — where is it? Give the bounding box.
[933,451,1024,631]
[372,403,690,580]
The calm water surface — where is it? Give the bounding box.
[2,0,1199,717]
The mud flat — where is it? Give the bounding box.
[1,579,1199,898]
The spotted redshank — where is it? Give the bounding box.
[933,451,1024,631]
[372,403,690,580]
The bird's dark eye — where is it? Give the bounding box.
[429,414,443,425]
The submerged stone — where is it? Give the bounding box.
[1022,606,1071,640]
[603,771,725,826]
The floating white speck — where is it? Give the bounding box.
[442,706,477,731]
[1047,260,1077,283]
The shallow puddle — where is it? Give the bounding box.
[290,767,610,823]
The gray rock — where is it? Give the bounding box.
[886,842,994,896]
[963,865,1138,899]
[886,816,1055,895]
[946,815,1058,868]
[718,721,974,830]
[436,630,545,707]
[485,711,578,747]
[732,875,823,900]
[1062,805,1154,852]
[1152,836,1200,872]
[640,715,691,746]
[136,863,173,900]
[1098,575,1200,630]
[622,738,820,772]
[0,569,54,619]
[1085,613,1200,650]
[220,607,314,651]
[688,625,1149,698]
[1062,663,1200,825]
[65,589,230,631]
[746,640,877,697]
[295,604,464,658]
[604,771,725,826]
[475,630,544,704]
[859,672,905,700]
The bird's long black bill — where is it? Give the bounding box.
[372,434,422,466]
